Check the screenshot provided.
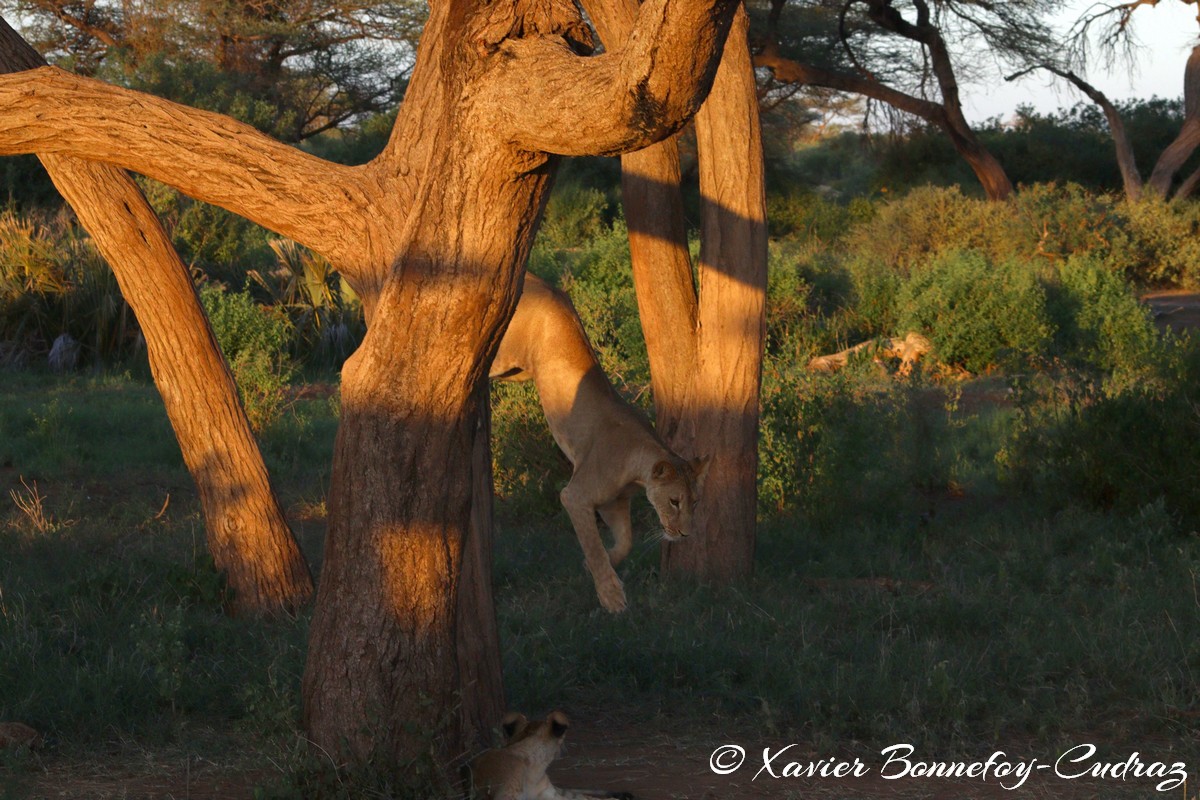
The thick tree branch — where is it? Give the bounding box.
[1175,162,1200,199]
[759,0,1011,199]
[479,0,740,157]
[1147,117,1200,196]
[582,0,700,436]
[755,43,947,122]
[45,4,123,49]
[0,17,313,613]
[0,65,375,266]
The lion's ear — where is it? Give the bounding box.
[501,712,528,742]
[690,455,712,494]
[652,460,677,480]
[547,711,570,739]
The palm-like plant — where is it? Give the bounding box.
[250,239,363,366]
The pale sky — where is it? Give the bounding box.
[963,0,1198,124]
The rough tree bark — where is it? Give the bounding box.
[0,19,312,616]
[755,0,1014,201]
[585,0,767,582]
[0,0,745,772]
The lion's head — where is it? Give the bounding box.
[645,455,710,541]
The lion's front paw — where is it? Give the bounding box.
[595,573,627,613]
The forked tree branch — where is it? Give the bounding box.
[0,65,374,265]
[478,0,741,156]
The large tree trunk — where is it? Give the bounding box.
[756,0,1013,201]
[0,19,312,616]
[1148,46,1200,198]
[919,14,1013,202]
[620,137,697,443]
[588,1,767,582]
[1035,67,1145,201]
[457,380,505,747]
[943,125,1014,202]
[664,7,767,580]
[584,0,698,446]
[1015,48,1200,202]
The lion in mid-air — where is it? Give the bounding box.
[491,274,708,612]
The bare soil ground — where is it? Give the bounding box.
[10,720,1178,799]
[1143,290,1200,333]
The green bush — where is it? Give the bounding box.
[139,180,275,283]
[536,183,611,251]
[531,220,650,389]
[895,251,1053,373]
[491,381,569,515]
[996,182,1130,267]
[1047,254,1161,388]
[766,190,875,240]
[1121,197,1200,286]
[1000,339,1200,520]
[842,185,993,274]
[249,240,364,368]
[199,283,296,431]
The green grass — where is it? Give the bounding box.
[0,371,186,479]
[1,368,1198,793]
[498,490,1200,752]
[0,372,325,783]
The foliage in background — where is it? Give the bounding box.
[199,283,297,432]
[515,177,1199,531]
[1000,337,1200,521]
[896,251,1053,373]
[250,240,364,368]
[0,209,136,366]
[138,179,276,283]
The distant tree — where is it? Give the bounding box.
[988,100,1186,192]
[749,0,1060,200]
[1,0,424,141]
[1009,1,1200,201]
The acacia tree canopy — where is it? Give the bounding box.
[749,0,1063,199]
[1,0,426,140]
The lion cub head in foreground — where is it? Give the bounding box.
[644,456,710,542]
[468,711,633,800]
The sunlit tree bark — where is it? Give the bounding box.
[0,0,742,771]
